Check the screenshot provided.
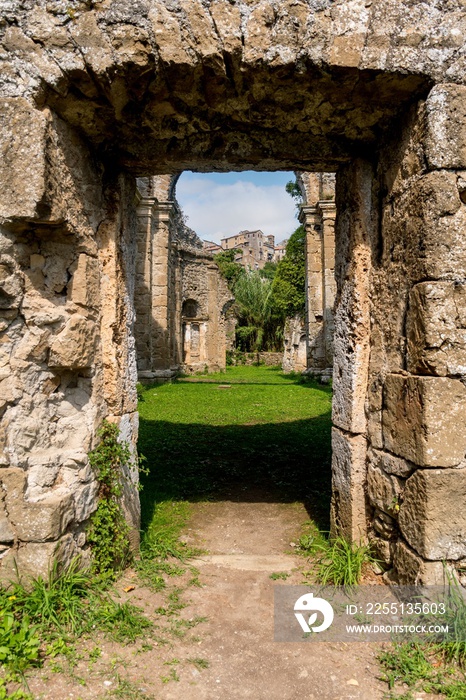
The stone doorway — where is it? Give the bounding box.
[1,1,466,583]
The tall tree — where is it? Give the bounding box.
[270,225,306,318]
[234,271,273,351]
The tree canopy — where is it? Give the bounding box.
[270,225,306,318]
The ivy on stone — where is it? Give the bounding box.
[87,421,132,576]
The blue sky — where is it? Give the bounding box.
[175,171,298,244]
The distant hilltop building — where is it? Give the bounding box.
[202,240,223,255]
[274,243,287,262]
[203,230,286,270]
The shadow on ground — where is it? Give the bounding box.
[139,411,333,535]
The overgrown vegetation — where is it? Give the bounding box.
[0,420,171,698]
[0,559,153,697]
[87,420,133,575]
[297,524,374,586]
[378,572,466,698]
[269,225,306,318]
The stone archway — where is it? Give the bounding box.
[1,0,466,583]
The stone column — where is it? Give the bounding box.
[171,245,183,368]
[151,201,173,371]
[318,201,337,366]
[134,195,156,373]
[135,197,180,379]
[300,205,326,368]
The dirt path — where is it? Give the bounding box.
[154,496,388,700]
[25,496,392,700]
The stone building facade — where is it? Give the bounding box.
[1,0,466,585]
[134,176,233,378]
[221,229,278,270]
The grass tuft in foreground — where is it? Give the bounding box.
[379,574,466,698]
[298,525,375,587]
[0,559,152,696]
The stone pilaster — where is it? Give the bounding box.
[300,204,326,368]
[318,200,336,366]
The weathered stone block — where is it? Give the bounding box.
[393,539,448,586]
[0,499,14,543]
[26,464,60,497]
[14,537,69,580]
[0,256,23,310]
[48,314,96,369]
[74,481,99,522]
[384,170,466,282]
[1,467,74,542]
[372,508,397,540]
[0,99,47,223]
[407,281,466,376]
[382,374,466,467]
[398,469,466,560]
[53,414,92,453]
[13,492,74,543]
[330,427,368,542]
[367,462,403,516]
[369,535,393,567]
[0,376,22,414]
[1,468,26,506]
[67,254,100,308]
[14,327,50,363]
[425,84,466,170]
[368,447,414,478]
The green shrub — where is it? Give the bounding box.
[434,571,466,668]
[0,677,33,700]
[9,559,90,634]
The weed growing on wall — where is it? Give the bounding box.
[87,421,132,575]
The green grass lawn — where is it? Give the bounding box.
[138,365,333,544]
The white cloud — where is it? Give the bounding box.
[175,176,298,243]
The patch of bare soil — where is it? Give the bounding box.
[25,495,398,700]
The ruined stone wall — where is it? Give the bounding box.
[134,176,233,378]
[0,108,140,579]
[331,87,466,583]
[179,251,233,373]
[229,351,283,367]
[282,315,307,374]
[2,0,466,582]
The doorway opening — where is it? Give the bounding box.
[135,169,335,563]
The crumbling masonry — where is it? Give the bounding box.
[282,172,336,376]
[1,0,466,584]
[134,175,232,379]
